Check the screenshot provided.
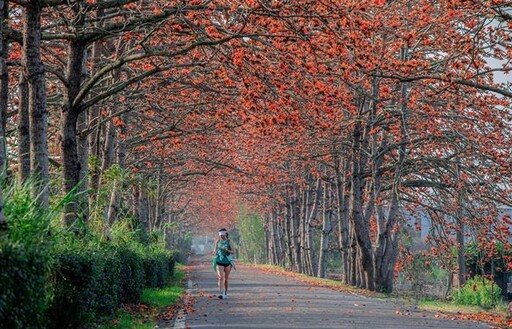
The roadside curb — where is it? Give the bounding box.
[172,279,193,329]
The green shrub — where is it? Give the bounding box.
[0,240,47,328]
[47,247,123,328]
[47,244,175,327]
[47,251,98,328]
[94,249,122,314]
[143,252,172,289]
[452,276,502,309]
[118,247,145,304]
[0,181,52,329]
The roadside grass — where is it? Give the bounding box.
[419,298,510,325]
[419,298,511,328]
[98,264,186,329]
[141,268,186,308]
[420,298,489,314]
[107,313,155,329]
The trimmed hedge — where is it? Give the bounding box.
[1,240,175,329]
[47,249,124,328]
[144,252,170,289]
[47,246,175,328]
[0,241,47,329]
[118,247,145,304]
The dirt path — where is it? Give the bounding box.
[178,257,490,329]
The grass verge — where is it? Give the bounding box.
[418,298,511,328]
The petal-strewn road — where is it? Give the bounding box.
[178,257,489,329]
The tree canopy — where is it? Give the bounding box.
[0,0,510,292]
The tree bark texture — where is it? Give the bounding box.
[61,38,86,227]
[24,0,49,208]
[18,72,31,183]
[0,0,7,228]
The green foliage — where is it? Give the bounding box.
[88,155,100,174]
[48,250,108,328]
[0,180,54,329]
[237,209,265,263]
[103,164,125,182]
[143,252,174,289]
[88,163,130,224]
[3,180,54,245]
[117,247,145,304]
[0,241,47,329]
[451,276,502,309]
[47,236,175,328]
[1,182,176,329]
[141,285,184,308]
[105,313,155,329]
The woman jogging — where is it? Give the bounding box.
[212,228,235,299]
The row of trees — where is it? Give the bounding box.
[232,0,512,292]
[0,0,255,234]
[0,0,510,294]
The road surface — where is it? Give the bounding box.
[173,257,490,329]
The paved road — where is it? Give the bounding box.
[181,257,490,329]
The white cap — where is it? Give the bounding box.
[219,231,226,236]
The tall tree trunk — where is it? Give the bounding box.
[0,0,7,229]
[335,157,350,283]
[24,0,49,208]
[274,211,285,266]
[350,119,375,291]
[18,72,31,183]
[61,110,80,226]
[131,181,140,220]
[61,39,86,228]
[88,8,105,197]
[106,177,120,227]
[77,112,89,222]
[265,215,271,263]
[347,225,357,286]
[284,193,294,270]
[455,162,466,287]
[299,186,309,274]
[150,196,156,232]
[291,187,302,272]
[138,187,149,231]
[268,213,275,264]
[107,119,126,225]
[306,177,321,276]
[372,136,401,292]
[100,119,116,183]
[373,5,412,293]
[101,118,116,223]
[318,181,333,278]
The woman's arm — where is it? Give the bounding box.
[228,240,236,255]
[212,239,219,256]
